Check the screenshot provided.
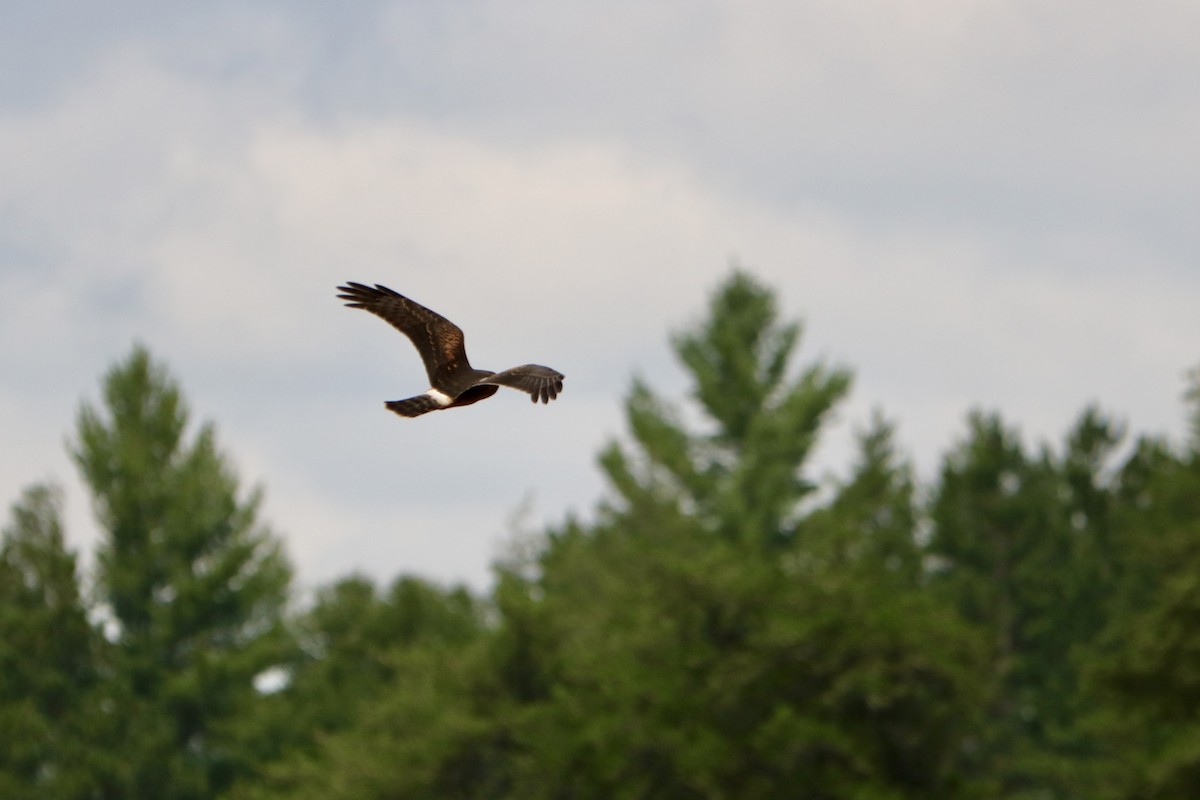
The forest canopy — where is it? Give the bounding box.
[3,270,1200,799]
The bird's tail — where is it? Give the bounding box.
[385,395,442,418]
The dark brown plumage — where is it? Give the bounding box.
[337,282,564,418]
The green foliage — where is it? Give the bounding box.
[926,407,1133,796]
[72,345,294,799]
[800,412,924,586]
[602,269,853,547]
[481,272,985,798]
[230,574,489,800]
[262,269,985,799]
[0,485,115,798]
[494,512,983,799]
[282,574,483,734]
[1082,378,1200,799]
[4,276,1200,800]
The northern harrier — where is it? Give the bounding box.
[337,282,565,418]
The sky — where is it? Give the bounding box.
[2,1,1198,594]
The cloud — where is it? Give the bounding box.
[2,2,1199,590]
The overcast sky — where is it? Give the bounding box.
[2,1,1198,593]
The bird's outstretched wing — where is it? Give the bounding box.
[384,395,444,418]
[337,282,471,387]
[481,364,565,404]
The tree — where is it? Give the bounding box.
[72,345,293,799]
[231,269,986,799]
[926,404,1147,796]
[487,271,985,798]
[600,269,853,547]
[799,411,925,586]
[0,484,116,799]
[232,575,490,800]
[55,269,1181,800]
[1085,369,1200,799]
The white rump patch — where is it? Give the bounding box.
[425,388,454,407]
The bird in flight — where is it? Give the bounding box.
[337,282,565,418]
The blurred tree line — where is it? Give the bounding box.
[3,271,1200,799]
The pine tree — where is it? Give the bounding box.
[0,484,115,799]
[231,575,489,800]
[1087,369,1200,799]
[493,271,985,798]
[72,345,293,799]
[600,269,853,547]
[233,270,986,799]
[927,406,1134,796]
[799,411,924,585]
